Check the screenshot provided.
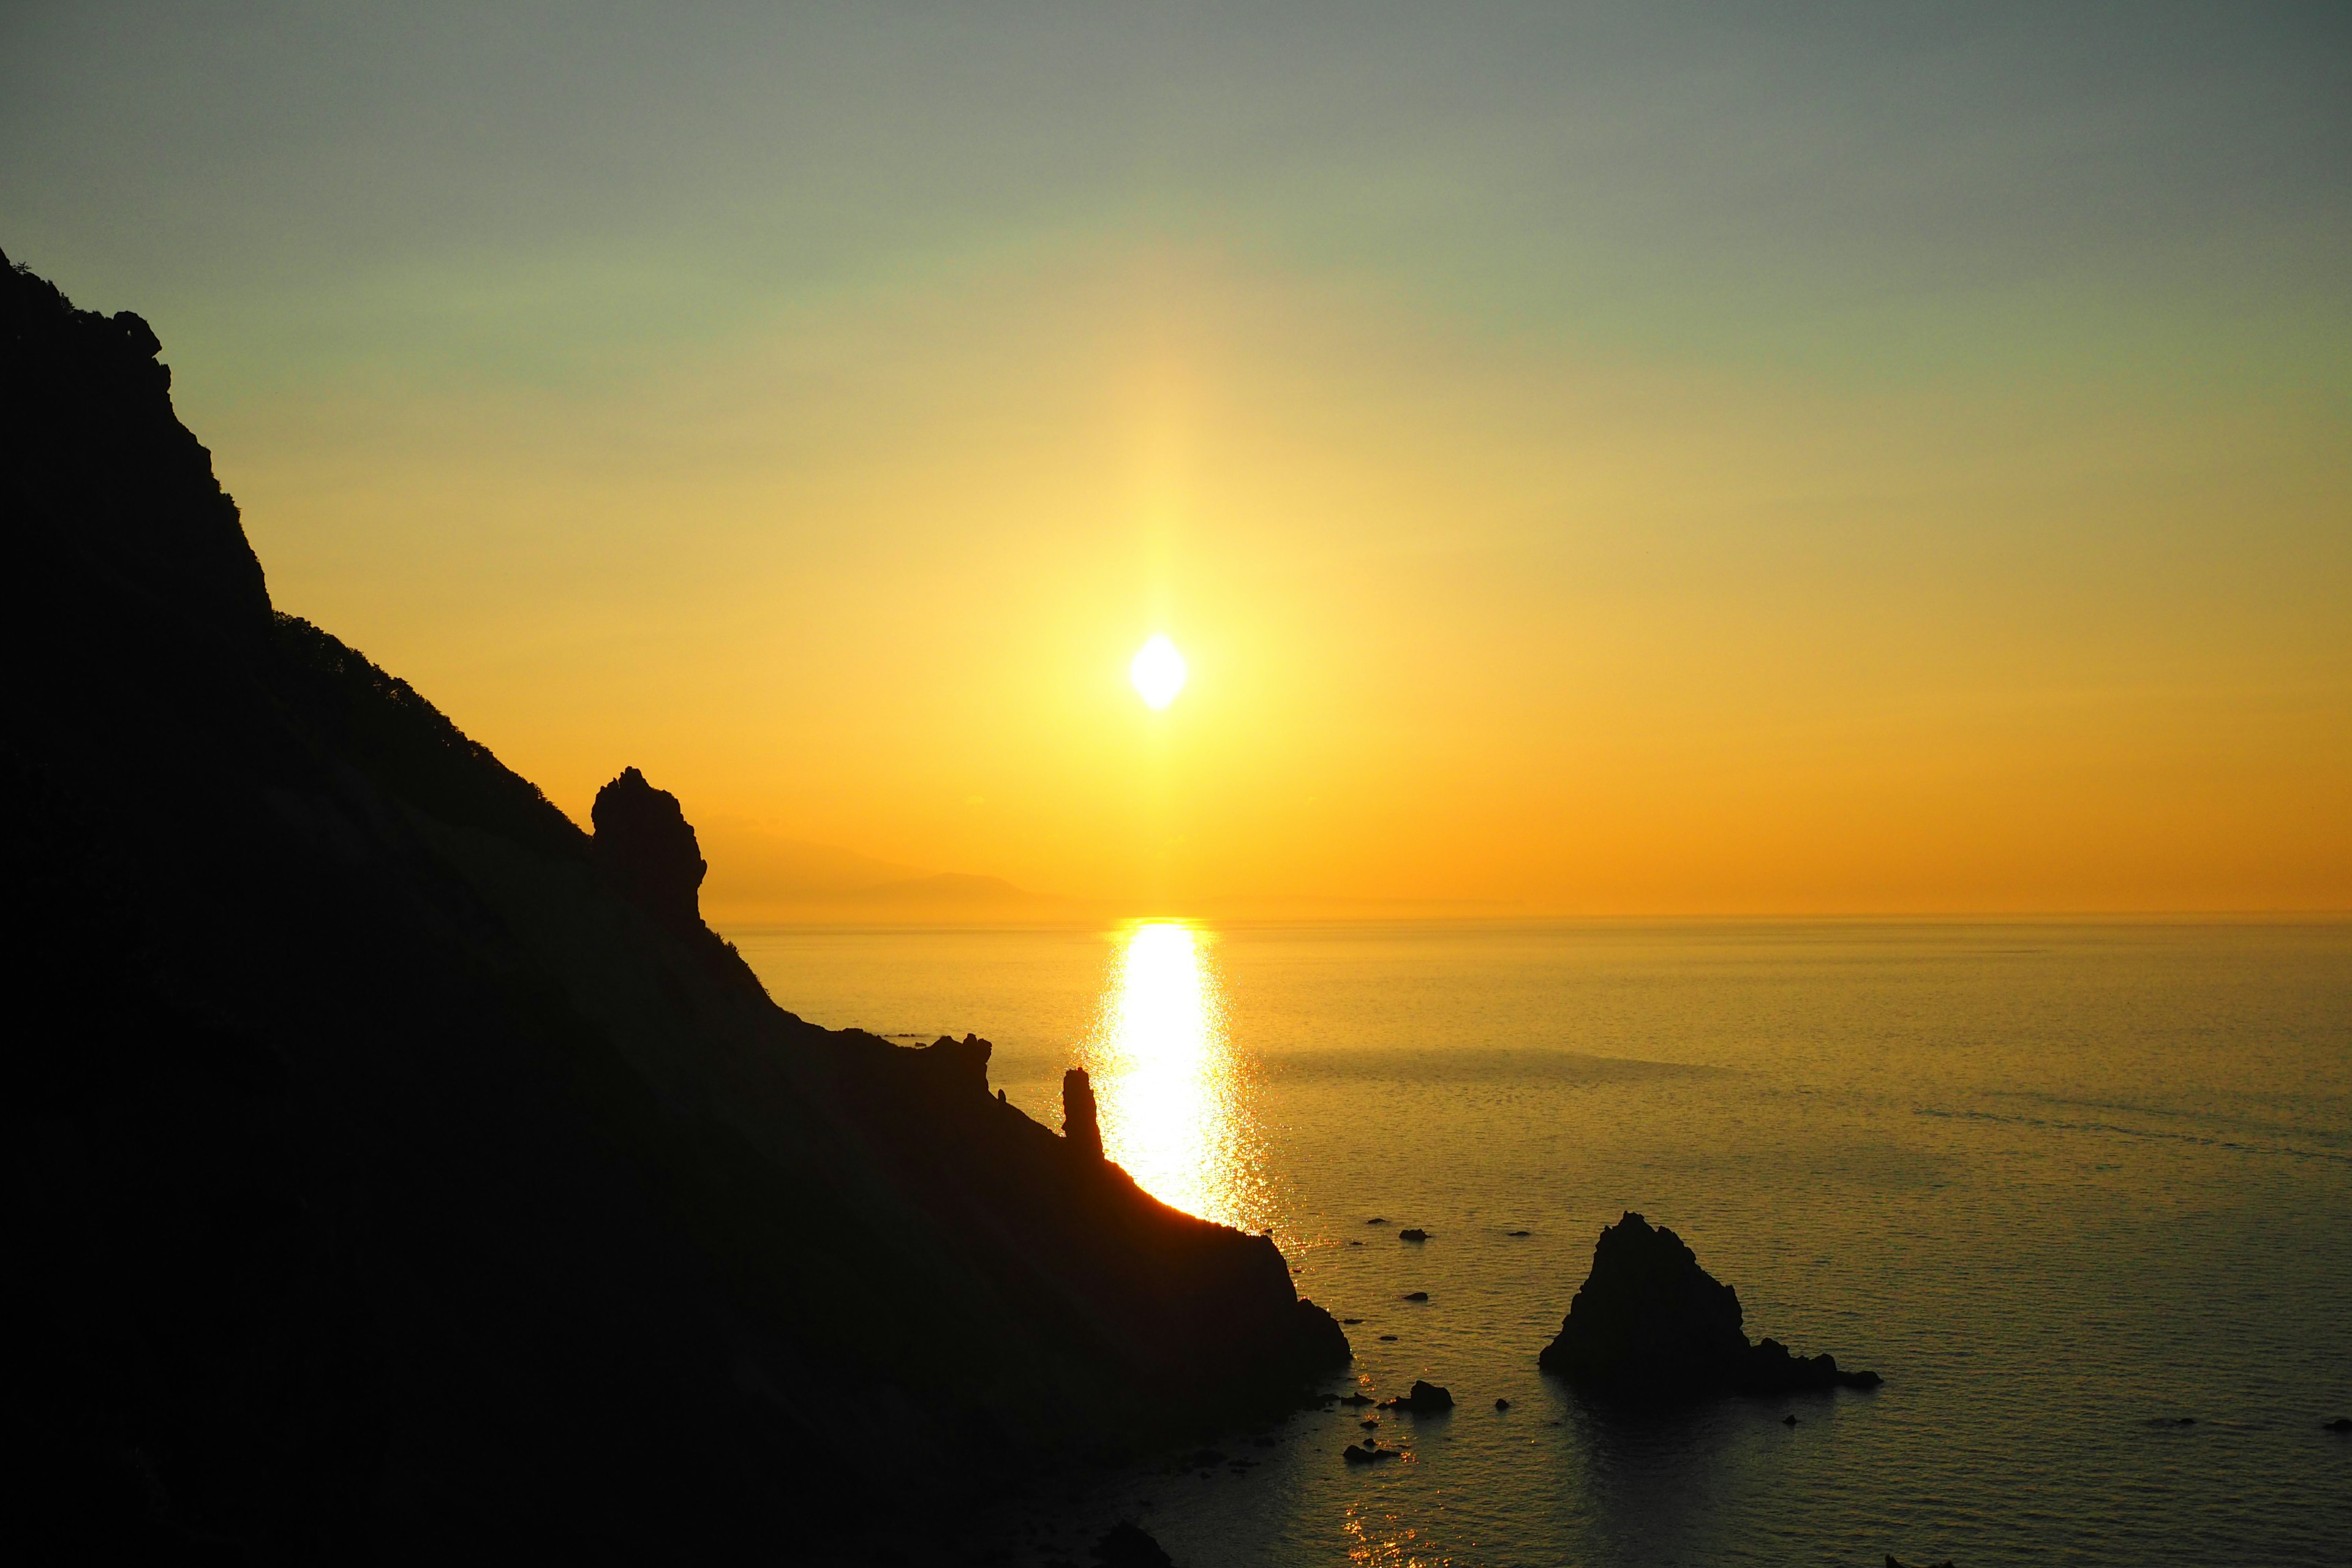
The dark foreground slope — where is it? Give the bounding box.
[0,252,1344,1564]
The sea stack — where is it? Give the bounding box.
[1539,1212,1881,1399]
[1063,1066,1104,1157]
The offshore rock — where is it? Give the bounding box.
[1380,1380,1454,1413]
[1538,1212,1882,1399]
[1064,1066,1104,1157]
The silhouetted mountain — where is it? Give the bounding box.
[696,820,925,907]
[1539,1213,1880,1400]
[1,250,1345,1563]
[842,870,1079,916]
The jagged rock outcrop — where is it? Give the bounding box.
[919,1031,993,1096]
[591,766,709,930]
[1538,1212,1881,1399]
[0,249,1347,1563]
[1065,1065,1104,1157]
[0,264,267,647]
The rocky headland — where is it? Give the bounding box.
[1539,1212,1880,1400]
[0,250,1346,1561]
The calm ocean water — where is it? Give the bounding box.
[726,919,2352,1567]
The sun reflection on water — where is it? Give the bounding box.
[1082,920,1272,1231]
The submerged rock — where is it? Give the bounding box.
[1401,1291,1429,1302]
[1537,1212,1882,1400]
[1399,1228,1429,1242]
[1341,1441,1398,1465]
[2326,1417,2352,1432]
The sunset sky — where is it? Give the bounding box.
[7,2,2348,913]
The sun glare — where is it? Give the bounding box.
[1129,635,1188,710]
[1082,921,1270,1230]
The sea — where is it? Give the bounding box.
[725,918,2352,1567]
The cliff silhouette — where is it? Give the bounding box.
[0,250,1345,1562]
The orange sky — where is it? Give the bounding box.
[9,5,2347,913]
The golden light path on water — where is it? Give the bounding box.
[1080,921,1273,1232]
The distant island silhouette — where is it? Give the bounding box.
[0,249,1346,1560]
[696,813,1088,922]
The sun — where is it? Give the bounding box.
[1129,635,1188,710]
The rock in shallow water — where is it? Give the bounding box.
[1537,1212,1882,1400]
[1381,1380,1455,1413]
